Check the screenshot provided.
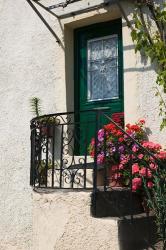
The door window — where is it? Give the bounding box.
[87,35,119,102]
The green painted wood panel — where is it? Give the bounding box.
[74,19,124,154]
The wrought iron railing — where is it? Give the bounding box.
[30,109,164,191]
[30,109,102,189]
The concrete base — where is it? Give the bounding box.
[33,191,119,250]
[32,190,158,250]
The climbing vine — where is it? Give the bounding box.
[122,0,166,129]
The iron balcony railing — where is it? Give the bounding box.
[30,109,102,189]
[30,109,164,191]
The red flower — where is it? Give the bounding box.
[104,123,115,132]
[90,151,94,157]
[111,165,119,171]
[116,130,123,137]
[126,123,131,129]
[139,119,145,124]
[130,125,141,132]
[118,137,124,142]
[126,129,132,134]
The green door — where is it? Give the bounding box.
[74,19,124,153]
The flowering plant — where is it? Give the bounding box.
[89,119,166,192]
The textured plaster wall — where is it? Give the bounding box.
[0,0,166,249]
[122,1,166,146]
[137,58,166,145]
[0,0,65,249]
[33,191,119,250]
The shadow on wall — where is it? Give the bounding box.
[91,190,159,250]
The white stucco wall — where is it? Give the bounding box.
[0,0,65,249]
[121,1,166,146]
[33,191,119,250]
[0,0,165,249]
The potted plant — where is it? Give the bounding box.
[88,118,166,190]
[30,97,57,137]
[37,159,52,185]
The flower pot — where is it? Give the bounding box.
[97,169,105,186]
[40,124,54,137]
[97,165,123,188]
[107,165,123,188]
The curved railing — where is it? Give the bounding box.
[30,109,100,189]
[30,109,164,192]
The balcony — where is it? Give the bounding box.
[30,109,126,189]
[30,109,164,215]
[29,108,166,248]
[30,109,165,250]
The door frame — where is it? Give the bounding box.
[74,18,124,115]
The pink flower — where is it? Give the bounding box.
[98,129,104,142]
[138,154,144,159]
[120,155,130,164]
[142,141,161,151]
[139,167,146,176]
[119,164,124,170]
[132,163,139,174]
[132,177,142,191]
[147,181,154,188]
[149,162,157,170]
[97,153,104,164]
[139,167,152,178]
[154,144,162,151]
[132,145,139,152]
[132,185,138,191]
[157,151,166,160]
[132,177,142,186]
[91,138,95,146]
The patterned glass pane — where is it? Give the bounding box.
[90,40,103,61]
[87,35,119,101]
[103,38,117,58]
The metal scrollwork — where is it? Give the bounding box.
[30,111,95,189]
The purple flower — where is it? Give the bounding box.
[120,154,125,161]
[118,145,125,153]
